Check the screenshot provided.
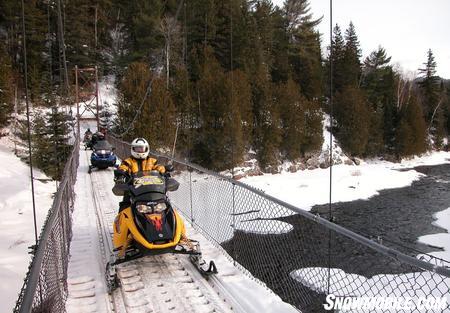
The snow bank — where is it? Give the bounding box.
[0,139,55,312]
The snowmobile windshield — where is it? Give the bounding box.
[129,174,166,202]
[93,140,112,151]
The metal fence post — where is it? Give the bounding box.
[232,182,236,266]
[189,169,194,226]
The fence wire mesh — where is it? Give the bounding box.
[108,136,450,313]
[14,137,79,313]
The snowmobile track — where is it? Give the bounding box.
[86,150,234,313]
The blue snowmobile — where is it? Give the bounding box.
[88,140,117,173]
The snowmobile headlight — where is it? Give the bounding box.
[153,202,167,213]
[136,204,152,213]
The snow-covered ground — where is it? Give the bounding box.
[0,136,56,312]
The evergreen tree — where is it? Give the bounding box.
[114,62,151,139]
[0,47,14,128]
[395,91,427,157]
[418,49,443,147]
[284,0,323,99]
[193,48,248,170]
[277,78,302,159]
[99,101,113,131]
[138,77,176,150]
[269,6,289,83]
[342,22,361,88]
[334,85,370,156]
[361,46,396,155]
[170,67,196,157]
[229,69,253,147]
[116,60,176,148]
[45,107,72,179]
[326,24,346,95]
[18,108,72,179]
[130,0,165,64]
[64,0,113,68]
[277,78,322,160]
[252,62,281,170]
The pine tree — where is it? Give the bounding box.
[115,62,151,139]
[229,69,253,147]
[277,79,301,160]
[334,85,370,156]
[138,77,176,150]
[0,47,14,128]
[326,24,345,95]
[99,101,113,131]
[270,6,289,83]
[342,22,361,88]
[418,49,443,147]
[276,78,322,160]
[170,67,196,157]
[395,91,427,157]
[63,0,114,68]
[361,46,396,155]
[45,107,72,179]
[193,47,241,170]
[130,0,165,64]
[284,0,323,99]
[252,62,281,170]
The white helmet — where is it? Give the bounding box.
[131,138,149,159]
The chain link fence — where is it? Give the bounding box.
[108,136,450,313]
[14,137,80,313]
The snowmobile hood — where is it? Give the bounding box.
[129,175,166,201]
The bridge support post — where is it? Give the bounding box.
[74,66,100,133]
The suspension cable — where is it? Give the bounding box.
[21,0,39,246]
[56,0,69,98]
[230,0,235,178]
[327,0,334,295]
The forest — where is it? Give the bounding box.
[0,0,449,176]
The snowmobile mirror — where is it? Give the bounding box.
[166,178,179,192]
[114,169,130,182]
[165,164,174,172]
[112,183,128,196]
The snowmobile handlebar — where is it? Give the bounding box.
[112,170,179,197]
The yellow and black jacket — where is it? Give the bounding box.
[118,157,166,176]
[115,157,165,210]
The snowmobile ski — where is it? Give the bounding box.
[190,254,218,276]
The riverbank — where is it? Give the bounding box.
[241,151,450,259]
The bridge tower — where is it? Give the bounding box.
[74,66,99,136]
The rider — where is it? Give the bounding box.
[83,128,92,142]
[91,131,105,146]
[114,138,166,211]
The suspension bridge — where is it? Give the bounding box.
[10,0,450,311]
[11,116,450,313]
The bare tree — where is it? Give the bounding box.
[160,16,182,90]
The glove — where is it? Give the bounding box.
[114,169,129,183]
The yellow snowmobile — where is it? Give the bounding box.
[106,169,216,291]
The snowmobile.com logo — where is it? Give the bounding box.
[323,295,448,311]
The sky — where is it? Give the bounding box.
[272,0,450,78]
